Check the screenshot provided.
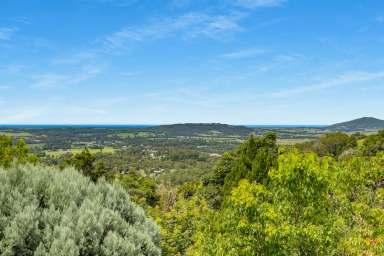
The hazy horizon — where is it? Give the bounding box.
[0,123,329,126]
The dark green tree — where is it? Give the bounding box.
[362,129,384,156]
[116,171,159,207]
[203,133,278,208]
[299,132,357,157]
[72,148,96,178]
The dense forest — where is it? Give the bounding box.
[0,128,383,255]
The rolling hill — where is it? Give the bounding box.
[327,117,384,131]
[146,123,254,136]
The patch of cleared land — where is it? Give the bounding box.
[46,146,115,157]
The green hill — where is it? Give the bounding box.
[146,123,254,136]
[327,117,384,131]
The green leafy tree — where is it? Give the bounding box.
[362,129,384,156]
[60,148,108,182]
[116,171,159,207]
[298,132,357,157]
[189,151,384,256]
[203,133,278,208]
[72,148,96,177]
[150,183,208,256]
[0,135,37,168]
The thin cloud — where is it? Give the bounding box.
[0,64,26,75]
[12,16,31,25]
[271,71,384,97]
[256,53,303,72]
[0,85,12,90]
[220,47,267,59]
[53,52,98,65]
[187,13,244,39]
[66,106,108,115]
[231,0,286,8]
[31,66,102,88]
[0,27,17,41]
[1,108,47,122]
[31,74,68,88]
[100,12,246,51]
[81,0,139,7]
[120,71,139,77]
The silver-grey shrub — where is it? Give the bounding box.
[0,164,161,256]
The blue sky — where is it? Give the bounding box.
[1,0,384,124]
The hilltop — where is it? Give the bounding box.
[146,123,254,136]
[327,117,384,131]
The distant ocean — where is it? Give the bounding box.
[0,124,327,129]
[0,124,155,129]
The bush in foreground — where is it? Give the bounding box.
[0,164,161,256]
[189,152,384,255]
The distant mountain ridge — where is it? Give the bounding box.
[327,117,384,131]
[146,123,254,136]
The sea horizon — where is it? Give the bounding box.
[0,124,328,129]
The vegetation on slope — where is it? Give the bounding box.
[328,117,384,131]
[146,123,254,136]
[0,130,383,255]
[150,131,384,255]
[0,135,38,168]
[203,132,278,208]
[190,152,384,255]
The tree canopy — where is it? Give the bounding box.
[189,151,384,255]
[0,135,37,168]
[203,133,278,208]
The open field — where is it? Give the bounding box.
[277,138,313,145]
[0,131,32,137]
[45,146,116,157]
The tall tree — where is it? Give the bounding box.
[203,133,278,208]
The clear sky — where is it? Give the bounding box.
[1,0,383,124]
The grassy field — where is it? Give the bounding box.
[114,132,154,138]
[115,132,135,138]
[46,146,115,157]
[0,131,32,137]
[277,138,312,145]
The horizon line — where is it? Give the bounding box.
[0,123,329,127]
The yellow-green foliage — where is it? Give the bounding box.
[150,183,208,256]
[362,130,384,156]
[0,135,37,168]
[46,147,115,157]
[189,151,384,256]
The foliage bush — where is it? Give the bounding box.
[203,133,278,208]
[115,171,159,207]
[188,151,384,256]
[0,164,161,256]
[298,132,358,157]
[0,135,38,168]
[150,183,208,256]
[58,148,110,182]
[362,130,384,156]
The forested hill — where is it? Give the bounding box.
[327,117,384,131]
[145,123,254,136]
